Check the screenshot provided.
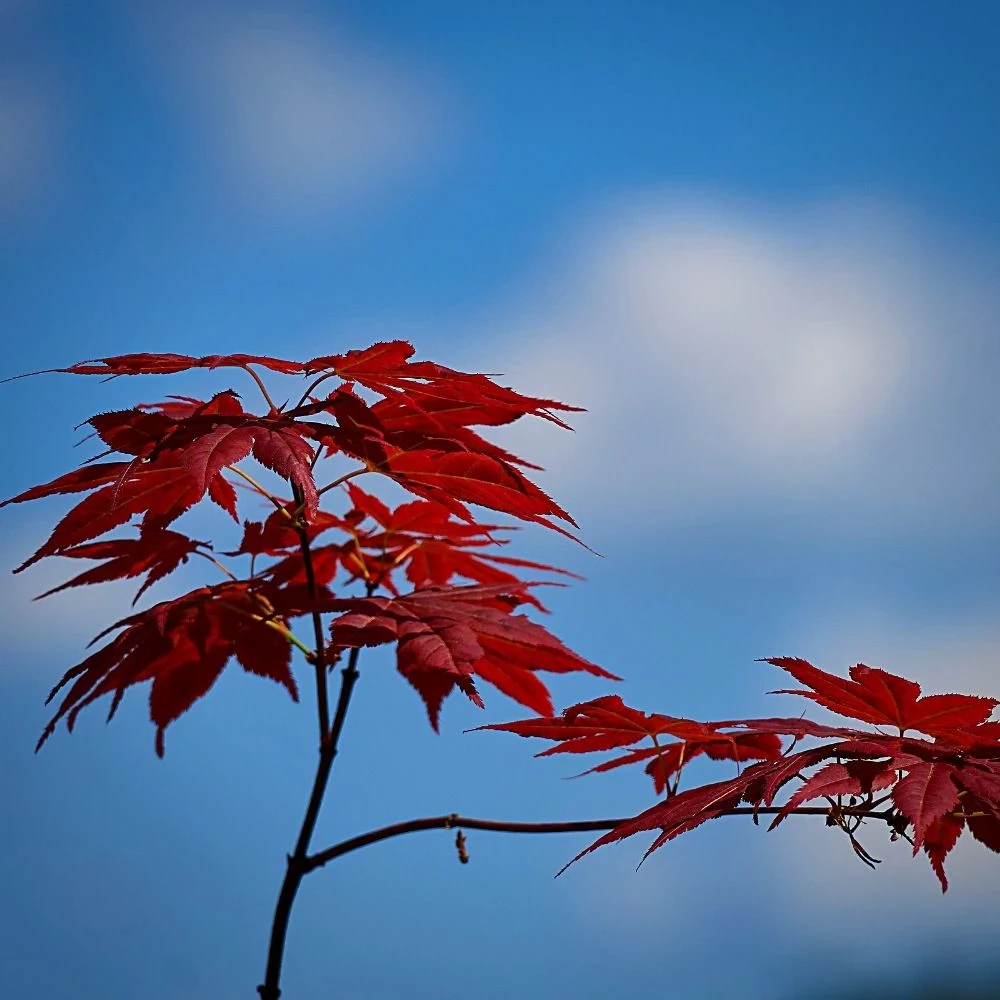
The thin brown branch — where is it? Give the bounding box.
[256,570,375,1000]
[304,804,897,873]
[257,646,363,1000]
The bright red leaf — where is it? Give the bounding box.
[11,343,1000,908]
[479,695,782,794]
[490,659,1000,891]
[51,352,306,377]
[892,763,962,849]
[32,529,207,604]
[766,656,998,735]
[325,584,617,729]
[37,580,309,757]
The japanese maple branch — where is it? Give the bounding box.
[257,647,363,1000]
[304,805,899,872]
[257,511,375,1000]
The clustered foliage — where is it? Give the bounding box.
[5,343,999,994]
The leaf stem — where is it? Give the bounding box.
[292,372,337,411]
[214,599,315,661]
[227,466,289,514]
[241,365,282,414]
[316,467,369,497]
[192,549,240,582]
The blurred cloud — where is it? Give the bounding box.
[0,72,58,216]
[141,1,453,219]
[787,601,1000,709]
[0,537,138,667]
[468,195,1000,539]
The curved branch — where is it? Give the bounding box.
[304,816,623,872]
[240,364,282,414]
[304,805,896,873]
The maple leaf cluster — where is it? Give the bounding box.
[485,657,1000,890]
[5,341,999,895]
[3,343,605,753]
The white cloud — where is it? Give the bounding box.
[464,195,1000,539]
[785,602,1000,711]
[143,1,452,217]
[0,72,58,215]
[0,539,137,670]
[0,527,202,675]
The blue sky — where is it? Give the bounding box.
[2,2,999,998]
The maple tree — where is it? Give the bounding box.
[4,342,999,998]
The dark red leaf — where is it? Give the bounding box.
[181,424,257,493]
[922,813,965,891]
[54,353,305,377]
[2,462,132,508]
[304,340,416,378]
[480,695,782,794]
[37,581,300,756]
[559,772,758,874]
[33,529,206,604]
[379,450,578,536]
[326,584,616,730]
[965,796,1000,855]
[765,657,998,735]
[892,763,961,848]
[769,761,897,829]
[88,409,178,458]
[15,459,202,571]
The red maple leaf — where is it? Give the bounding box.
[324,584,618,729]
[50,352,307,377]
[172,419,319,517]
[3,394,262,566]
[302,340,582,430]
[11,458,204,571]
[486,659,1000,891]
[32,529,207,604]
[303,340,417,379]
[378,451,578,538]
[765,657,998,735]
[922,812,965,891]
[37,581,309,756]
[479,695,782,794]
[892,762,962,849]
[330,484,575,603]
[2,461,133,508]
[559,772,761,875]
[87,408,178,458]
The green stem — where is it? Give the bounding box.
[227,466,288,514]
[241,365,282,414]
[316,467,368,497]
